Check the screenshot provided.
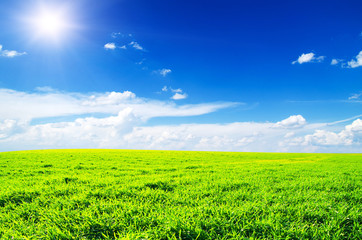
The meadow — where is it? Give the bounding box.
[0,150,360,239]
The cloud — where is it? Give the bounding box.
[136,58,145,65]
[0,88,239,151]
[1,102,361,153]
[284,132,295,138]
[156,68,172,77]
[104,43,116,50]
[1,108,138,148]
[331,59,343,65]
[171,93,188,100]
[0,88,360,153]
[111,32,122,38]
[292,53,325,64]
[0,88,236,122]
[161,86,187,99]
[0,45,27,58]
[171,88,182,93]
[298,119,362,146]
[35,86,57,92]
[347,51,362,68]
[349,92,362,100]
[129,41,144,51]
[274,115,306,128]
[124,118,362,152]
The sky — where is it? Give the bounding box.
[0,0,361,152]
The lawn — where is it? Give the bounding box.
[0,150,361,239]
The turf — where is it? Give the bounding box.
[0,150,361,239]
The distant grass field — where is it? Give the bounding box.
[0,150,361,239]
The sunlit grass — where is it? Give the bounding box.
[0,150,361,239]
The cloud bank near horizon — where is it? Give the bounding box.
[0,88,361,153]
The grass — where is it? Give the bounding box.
[0,149,361,239]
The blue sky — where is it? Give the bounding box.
[0,0,361,152]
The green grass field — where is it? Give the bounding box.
[0,150,361,239]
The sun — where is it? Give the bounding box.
[27,4,74,43]
[34,11,66,38]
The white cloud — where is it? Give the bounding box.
[171,93,188,100]
[161,86,183,93]
[35,86,57,92]
[0,88,236,122]
[284,132,295,138]
[111,32,122,38]
[0,45,27,58]
[129,41,144,51]
[292,53,325,64]
[161,86,188,100]
[1,102,361,153]
[297,119,362,146]
[0,119,26,139]
[331,59,343,65]
[349,92,362,100]
[171,88,182,93]
[274,115,306,128]
[136,58,145,65]
[104,43,116,50]
[157,68,172,77]
[1,108,138,149]
[303,130,350,146]
[347,51,362,68]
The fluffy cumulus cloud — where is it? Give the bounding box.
[292,53,325,64]
[274,115,306,128]
[171,93,188,100]
[104,43,116,50]
[347,51,362,68]
[104,43,126,50]
[161,86,188,100]
[0,45,26,58]
[291,119,362,147]
[0,89,361,152]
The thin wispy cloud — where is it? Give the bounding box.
[292,52,325,64]
[129,41,144,51]
[0,88,236,121]
[111,32,122,38]
[349,92,362,100]
[35,86,57,93]
[171,88,182,93]
[0,45,27,58]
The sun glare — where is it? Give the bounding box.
[27,4,74,43]
[34,12,65,37]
